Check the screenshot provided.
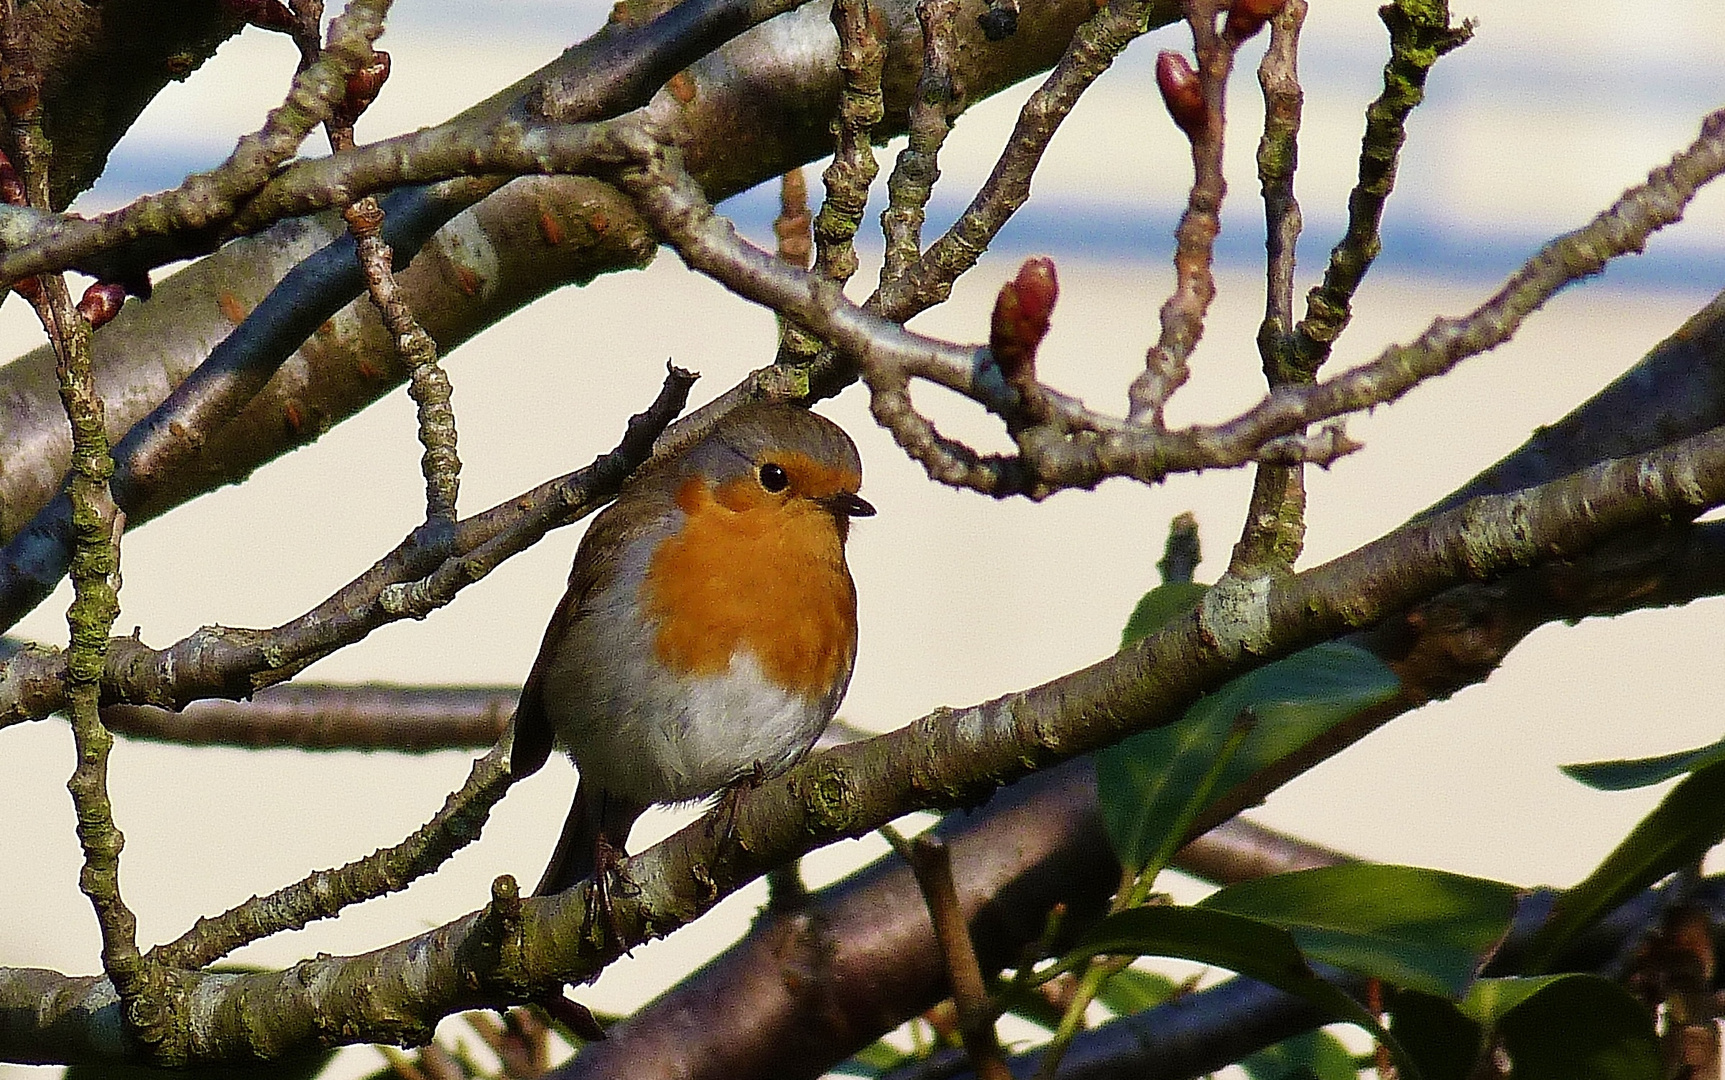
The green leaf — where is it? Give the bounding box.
[1121,581,1208,647]
[1240,1029,1362,1080]
[1097,641,1401,873]
[1524,756,1725,971]
[1059,905,1419,1079]
[1561,735,1725,790]
[1200,865,1519,998]
[1488,976,1659,1079]
[1092,966,1182,1017]
[1391,977,1658,1080]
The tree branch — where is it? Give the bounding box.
[0,0,1138,630]
[613,107,1725,496]
[9,407,1725,1065]
[0,366,695,727]
[96,683,515,751]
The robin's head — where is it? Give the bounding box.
[673,403,875,531]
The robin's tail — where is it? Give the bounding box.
[534,781,647,896]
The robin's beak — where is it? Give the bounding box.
[820,491,876,518]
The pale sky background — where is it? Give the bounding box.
[3,2,1725,1077]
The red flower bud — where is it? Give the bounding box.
[339,51,391,123]
[1156,51,1205,140]
[991,257,1059,383]
[11,276,41,303]
[1224,0,1286,41]
[77,282,126,329]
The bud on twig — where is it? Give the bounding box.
[1224,0,1287,41]
[1156,51,1205,140]
[990,256,1059,384]
[77,282,127,329]
[335,50,391,126]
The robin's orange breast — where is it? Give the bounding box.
[642,470,859,701]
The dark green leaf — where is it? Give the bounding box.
[1390,990,1485,1080]
[1239,1029,1362,1080]
[1060,905,1418,1078]
[1561,735,1725,790]
[1200,865,1518,998]
[1390,976,1660,1080]
[1120,581,1208,647]
[1524,757,1725,971]
[1097,641,1401,873]
[1480,976,1659,1080]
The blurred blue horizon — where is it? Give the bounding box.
[81,148,1725,292]
[64,0,1725,296]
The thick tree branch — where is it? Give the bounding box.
[544,516,1725,1080]
[4,2,241,210]
[8,411,1725,1065]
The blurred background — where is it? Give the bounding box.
[2,1,1724,1076]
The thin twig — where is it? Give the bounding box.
[1127,0,1235,427]
[0,367,695,726]
[1291,0,1473,374]
[872,0,1177,324]
[151,739,513,969]
[1230,0,1308,576]
[98,683,516,751]
[907,835,1011,1080]
[879,0,960,285]
[351,196,464,523]
[774,167,813,270]
[813,0,884,288]
[774,167,816,357]
[320,41,464,526]
[613,106,1725,497]
[777,0,887,367]
[5,26,149,1030]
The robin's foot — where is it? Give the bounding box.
[708,763,769,856]
[582,836,630,948]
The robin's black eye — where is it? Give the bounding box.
[759,463,790,492]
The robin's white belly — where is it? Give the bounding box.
[559,648,830,806]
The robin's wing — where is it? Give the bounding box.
[509,486,670,777]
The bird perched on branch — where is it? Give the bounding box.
[510,402,874,898]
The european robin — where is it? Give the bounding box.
[510,402,874,896]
